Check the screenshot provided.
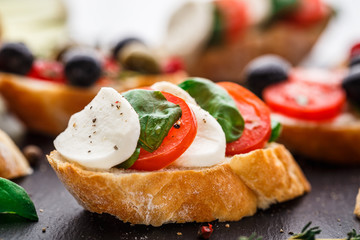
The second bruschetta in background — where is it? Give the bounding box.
[245,52,360,164]
[0,41,186,135]
[163,0,332,82]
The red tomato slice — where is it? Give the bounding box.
[27,60,65,83]
[290,68,344,86]
[217,82,271,156]
[263,70,346,121]
[130,92,197,171]
[350,42,360,58]
[216,0,249,44]
[288,0,327,26]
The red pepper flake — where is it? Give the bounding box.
[197,224,213,239]
[115,101,120,104]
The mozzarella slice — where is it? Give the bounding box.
[164,1,213,62]
[54,87,140,169]
[151,81,197,105]
[172,103,226,168]
[243,0,271,25]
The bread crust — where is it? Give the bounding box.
[0,72,186,135]
[355,189,360,218]
[47,143,310,226]
[188,13,331,82]
[274,112,360,165]
[0,129,32,179]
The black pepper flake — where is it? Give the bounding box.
[92,118,97,123]
[111,104,114,107]
[120,113,123,115]
[203,119,206,123]
[89,135,91,138]
[92,124,96,127]
[93,131,96,134]
[114,145,118,150]
[90,141,93,143]
[116,105,120,110]
[90,106,93,110]
[88,150,91,153]
[173,123,180,129]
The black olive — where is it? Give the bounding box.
[112,37,143,60]
[342,65,360,105]
[0,42,34,75]
[244,55,291,98]
[64,49,102,87]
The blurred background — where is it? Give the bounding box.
[1,0,360,69]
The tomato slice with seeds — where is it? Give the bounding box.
[216,0,248,44]
[27,60,65,84]
[263,69,346,121]
[130,92,197,171]
[217,82,271,156]
[287,0,327,26]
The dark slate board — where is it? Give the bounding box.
[1,132,360,240]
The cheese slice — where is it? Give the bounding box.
[54,87,140,169]
[172,103,226,167]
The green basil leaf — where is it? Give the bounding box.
[207,5,225,46]
[123,89,182,152]
[269,119,282,142]
[179,78,244,143]
[115,146,140,169]
[0,177,38,221]
[271,0,299,16]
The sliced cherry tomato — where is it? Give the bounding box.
[163,56,184,74]
[350,42,360,58]
[217,82,271,156]
[27,60,65,83]
[130,92,197,171]
[263,70,346,121]
[287,0,327,26]
[216,0,248,44]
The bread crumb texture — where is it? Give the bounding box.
[47,143,310,226]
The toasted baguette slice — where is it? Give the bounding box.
[0,72,186,136]
[0,129,32,179]
[188,14,330,82]
[273,111,360,165]
[355,189,360,218]
[47,143,310,226]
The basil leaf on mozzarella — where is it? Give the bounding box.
[271,0,298,16]
[269,119,282,142]
[179,78,244,143]
[123,90,182,152]
[115,145,140,169]
[0,177,38,221]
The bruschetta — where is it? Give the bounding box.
[0,42,186,135]
[47,79,310,226]
[163,0,332,82]
[245,54,360,164]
